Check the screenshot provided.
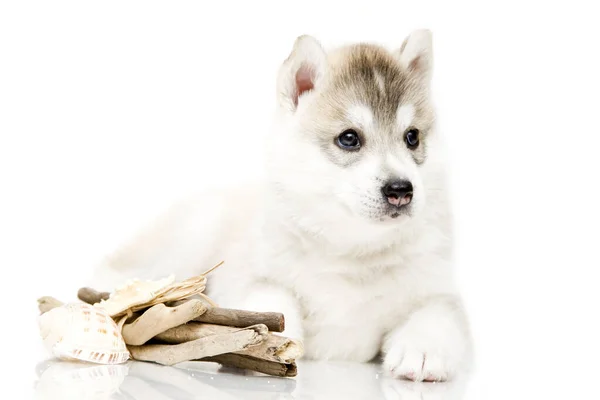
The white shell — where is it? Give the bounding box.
[95,275,175,317]
[38,303,129,364]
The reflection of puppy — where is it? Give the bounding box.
[380,374,469,400]
[297,361,468,400]
[94,29,472,381]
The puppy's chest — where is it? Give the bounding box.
[289,257,413,361]
[293,256,413,331]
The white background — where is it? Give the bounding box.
[1,1,599,398]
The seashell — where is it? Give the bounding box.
[94,274,176,317]
[38,303,129,365]
[96,261,223,317]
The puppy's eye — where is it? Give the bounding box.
[336,129,361,150]
[404,128,420,149]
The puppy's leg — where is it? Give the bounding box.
[240,282,304,341]
[382,296,472,382]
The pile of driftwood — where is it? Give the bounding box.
[38,286,302,377]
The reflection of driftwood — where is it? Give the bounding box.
[194,307,285,332]
[156,323,303,363]
[119,376,178,400]
[125,362,239,400]
[122,300,207,345]
[77,287,110,305]
[37,296,64,314]
[201,353,297,377]
[128,326,267,366]
[130,361,298,393]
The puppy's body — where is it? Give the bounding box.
[93,31,471,381]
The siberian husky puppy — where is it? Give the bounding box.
[93,29,472,382]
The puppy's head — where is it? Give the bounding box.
[267,30,437,233]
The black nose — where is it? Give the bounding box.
[382,180,413,207]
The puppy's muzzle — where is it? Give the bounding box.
[382,180,413,208]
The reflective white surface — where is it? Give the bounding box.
[33,358,470,400]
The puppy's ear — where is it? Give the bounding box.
[277,35,327,112]
[397,29,433,83]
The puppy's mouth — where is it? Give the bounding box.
[359,197,413,222]
[378,205,412,222]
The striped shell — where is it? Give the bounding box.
[38,303,129,365]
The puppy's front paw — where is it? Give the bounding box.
[383,337,450,382]
[382,305,470,382]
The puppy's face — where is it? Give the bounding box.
[268,31,436,229]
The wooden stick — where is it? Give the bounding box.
[77,287,110,305]
[156,323,303,363]
[37,296,64,314]
[194,307,285,332]
[155,322,267,344]
[122,300,207,346]
[128,326,266,366]
[201,353,297,377]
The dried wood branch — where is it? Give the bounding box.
[156,323,302,363]
[155,322,264,343]
[201,353,298,377]
[128,326,266,366]
[194,307,285,332]
[77,287,110,305]
[237,333,303,364]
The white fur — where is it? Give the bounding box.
[398,29,433,75]
[396,104,415,131]
[348,104,375,131]
[277,35,327,112]
[91,30,472,382]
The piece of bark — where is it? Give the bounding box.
[122,300,207,345]
[77,287,110,305]
[128,326,266,366]
[201,353,297,377]
[156,323,303,363]
[194,307,285,332]
[37,296,64,314]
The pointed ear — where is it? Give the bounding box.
[398,29,433,83]
[277,35,327,112]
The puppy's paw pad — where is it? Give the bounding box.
[423,374,440,383]
[401,371,417,381]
